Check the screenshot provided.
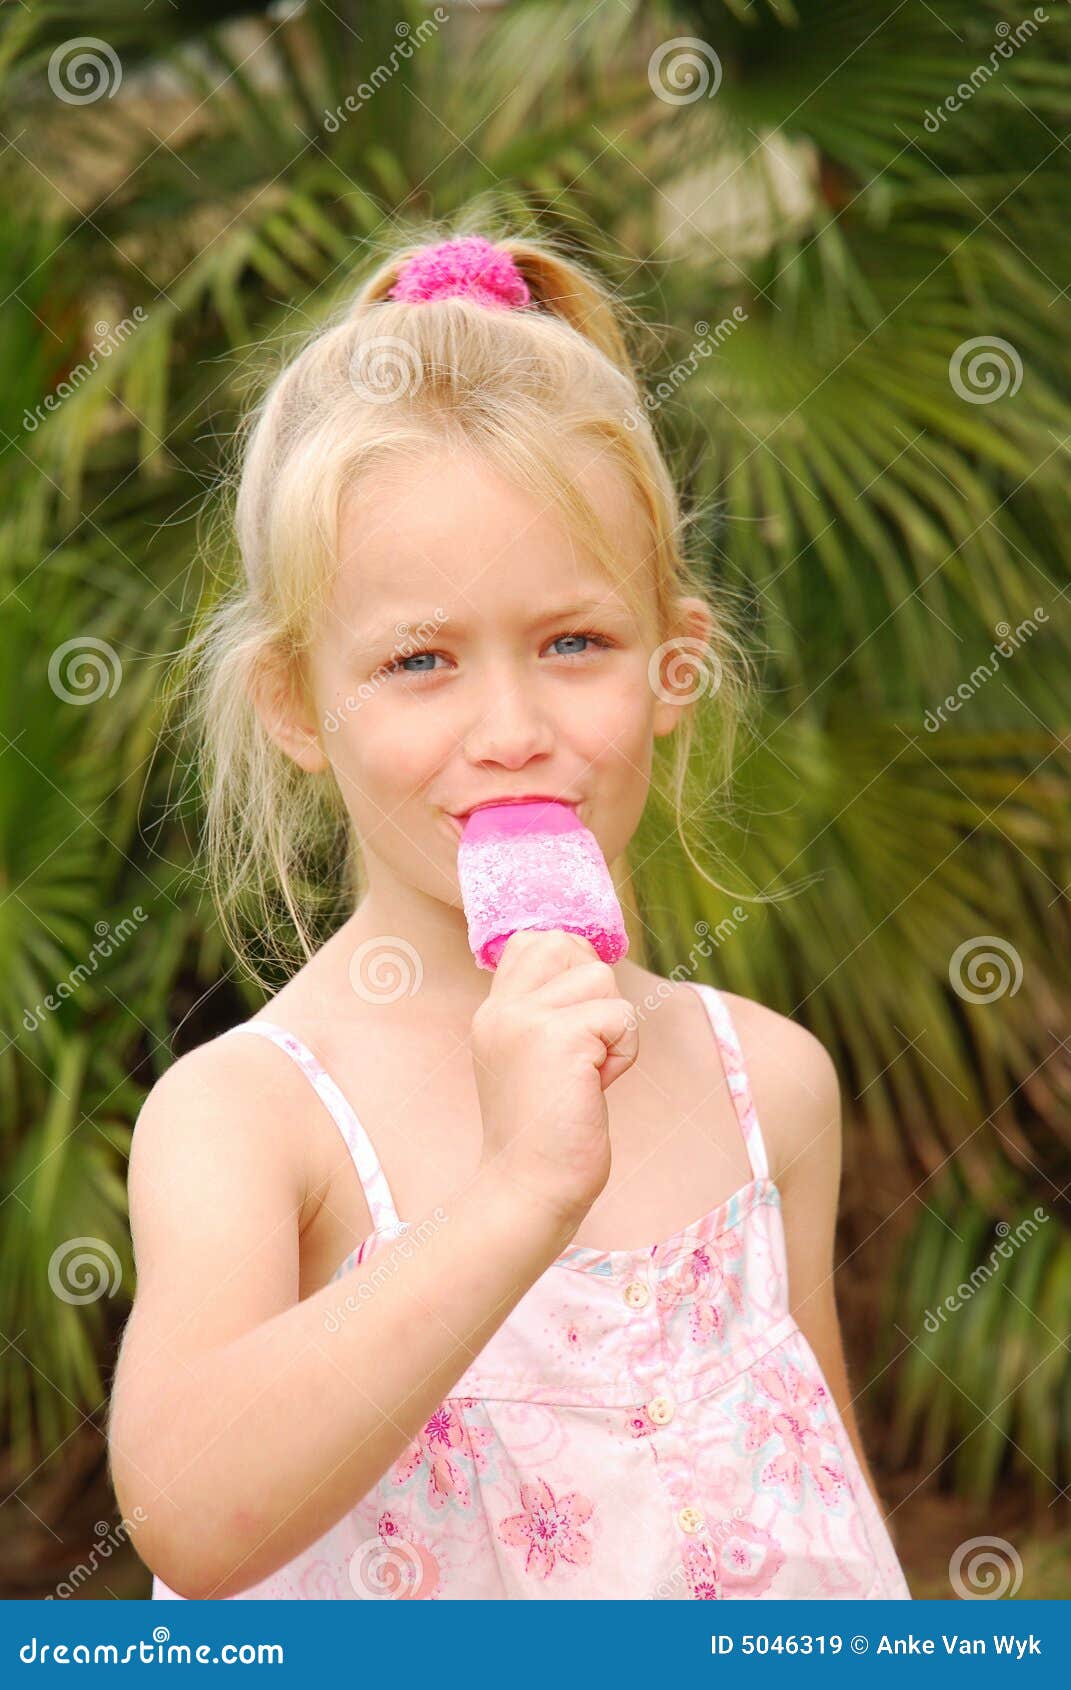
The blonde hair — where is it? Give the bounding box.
[170,215,768,987]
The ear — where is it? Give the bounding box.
[249,646,329,775]
[650,596,718,739]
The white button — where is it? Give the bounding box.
[623,1280,650,1308]
[646,1394,675,1426]
[677,1505,705,1534]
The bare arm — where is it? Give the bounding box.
[107,1038,579,1601]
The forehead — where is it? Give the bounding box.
[331,442,654,636]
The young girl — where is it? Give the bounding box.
[107,228,912,1602]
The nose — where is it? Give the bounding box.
[463,668,554,768]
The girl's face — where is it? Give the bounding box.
[274,443,710,912]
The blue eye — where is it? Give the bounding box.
[547,628,614,662]
[552,632,598,658]
[383,628,612,681]
[393,651,442,675]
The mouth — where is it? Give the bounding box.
[447,795,580,837]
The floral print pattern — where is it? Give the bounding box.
[392,1403,495,1509]
[497,1478,595,1579]
[657,1230,747,1348]
[739,1359,848,1510]
[683,1519,785,1600]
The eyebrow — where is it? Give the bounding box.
[353,598,635,650]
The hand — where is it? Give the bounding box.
[470,929,639,1234]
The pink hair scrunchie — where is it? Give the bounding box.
[386,235,532,310]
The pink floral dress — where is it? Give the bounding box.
[151,982,911,1601]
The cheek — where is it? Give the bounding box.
[579,666,656,756]
[338,694,456,792]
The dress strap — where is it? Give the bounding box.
[688,983,770,1182]
[224,1021,406,1236]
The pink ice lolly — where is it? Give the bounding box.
[457,799,630,970]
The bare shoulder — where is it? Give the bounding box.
[127,1027,318,1287]
[125,1027,317,1318]
[717,989,842,1192]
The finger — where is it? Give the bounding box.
[491,928,600,996]
[529,959,620,1009]
[566,997,640,1088]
